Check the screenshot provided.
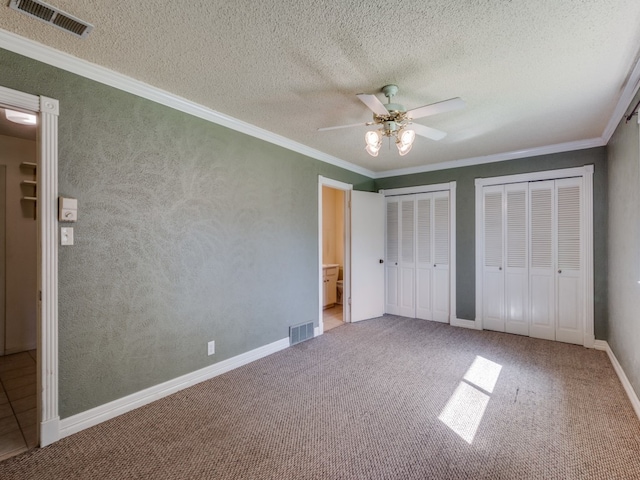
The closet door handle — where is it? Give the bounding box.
[499,267,502,271]
[558,269,562,274]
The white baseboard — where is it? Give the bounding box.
[583,334,595,349]
[40,417,60,447]
[594,340,640,421]
[58,337,290,439]
[451,317,481,330]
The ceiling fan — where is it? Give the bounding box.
[319,85,465,156]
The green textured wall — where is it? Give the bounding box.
[0,48,373,418]
[375,148,608,338]
[607,89,640,399]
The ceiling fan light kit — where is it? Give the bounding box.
[319,84,465,158]
[5,108,37,125]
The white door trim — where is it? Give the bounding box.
[317,176,352,336]
[449,181,457,322]
[380,182,457,322]
[379,181,452,196]
[475,165,595,347]
[474,165,592,187]
[0,85,60,446]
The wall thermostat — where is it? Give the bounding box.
[59,197,78,222]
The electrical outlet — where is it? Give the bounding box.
[207,340,215,356]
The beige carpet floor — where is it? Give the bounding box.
[1,315,639,479]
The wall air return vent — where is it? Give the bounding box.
[289,322,314,346]
[9,0,93,38]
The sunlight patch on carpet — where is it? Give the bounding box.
[438,355,502,444]
[464,355,502,393]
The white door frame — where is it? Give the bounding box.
[379,182,457,323]
[317,176,352,335]
[475,165,595,347]
[0,85,60,445]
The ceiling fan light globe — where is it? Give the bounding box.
[365,130,382,148]
[365,144,380,157]
[397,141,413,156]
[399,128,415,147]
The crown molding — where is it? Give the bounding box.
[601,50,640,143]
[372,137,606,179]
[0,29,375,179]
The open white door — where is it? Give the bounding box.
[351,190,385,322]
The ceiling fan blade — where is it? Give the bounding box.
[411,123,447,141]
[356,93,389,116]
[406,97,465,120]
[318,122,369,131]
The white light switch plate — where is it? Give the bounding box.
[61,227,74,245]
[207,340,215,356]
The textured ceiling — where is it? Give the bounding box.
[1,0,640,174]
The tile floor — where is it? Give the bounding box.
[323,304,344,331]
[0,350,37,461]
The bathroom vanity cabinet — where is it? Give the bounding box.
[322,265,338,308]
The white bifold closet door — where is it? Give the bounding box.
[482,182,528,335]
[528,181,555,340]
[385,191,450,321]
[555,179,583,344]
[482,177,583,344]
[529,178,583,343]
[383,196,416,318]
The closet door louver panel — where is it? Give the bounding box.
[434,196,449,266]
[555,178,583,344]
[484,191,503,269]
[385,199,400,315]
[399,198,416,317]
[401,200,415,263]
[530,188,553,269]
[505,184,529,335]
[432,192,450,322]
[415,195,433,320]
[482,186,505,331]
[528,181,555,340]
[507,189,527,269]
[417,198,431,264]
[557,184,581,271]
[386,201,399,265]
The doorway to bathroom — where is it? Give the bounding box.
[318,176,354,333]
[321,184,346,331]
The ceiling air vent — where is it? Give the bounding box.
[9,0,93,38]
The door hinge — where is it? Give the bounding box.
[39,290,42,301]
[348,297,351,305]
